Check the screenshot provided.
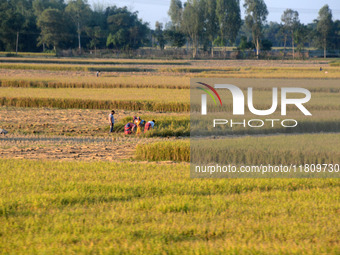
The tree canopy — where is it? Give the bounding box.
[317,4,333,58]
[244,0,268,57]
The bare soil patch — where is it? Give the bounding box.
[0,134,173,161]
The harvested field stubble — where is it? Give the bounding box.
[0,135,139,161]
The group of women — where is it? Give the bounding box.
[124,116,156,135]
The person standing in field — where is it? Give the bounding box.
[109,110,115,133]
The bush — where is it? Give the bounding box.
[261,39,273,51]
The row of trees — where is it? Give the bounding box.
[0,0,339,58]
[161,0,339,58]
[0,0,149,53]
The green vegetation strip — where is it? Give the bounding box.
[0,97,190,112]
[0,159,339,254]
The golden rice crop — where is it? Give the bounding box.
[1,77,339,92]
[136,140,190,161]
[0,79,191,89]
[191,134,340,165]
[136,134,340,164]
[0,87,189,103]
[0,97,190,112]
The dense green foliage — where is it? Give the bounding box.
[37,8,76,49]
[0,0,150,52]
[317,5,334,58]
[244,0,268,57]
[106,6,149,50]
[281,9,299,58]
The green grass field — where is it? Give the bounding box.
[0,159,339,254]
